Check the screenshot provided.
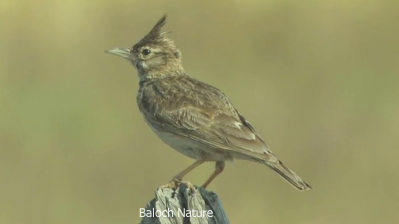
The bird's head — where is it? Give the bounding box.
[105,14,184,81]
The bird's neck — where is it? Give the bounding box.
[138,63,186,82]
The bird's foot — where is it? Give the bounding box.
[160,177,182,190]
[179,180,198,194]
[160,178,197,193]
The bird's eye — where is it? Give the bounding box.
[142,49,151,55]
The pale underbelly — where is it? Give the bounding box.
[148,125,232,162]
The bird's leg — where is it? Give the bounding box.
[163,157,207,190]
[170,156,207,182]
[201,161,225,189]
[163,157,207,189]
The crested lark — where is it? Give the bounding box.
[105,15,312,191]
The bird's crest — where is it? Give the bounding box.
[135,14,169,47]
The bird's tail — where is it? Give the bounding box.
[263,160,312,191]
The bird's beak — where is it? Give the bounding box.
[105,47,132,59]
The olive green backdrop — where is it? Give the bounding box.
[1,1,398,223]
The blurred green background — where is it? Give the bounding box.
[1,0,398,223]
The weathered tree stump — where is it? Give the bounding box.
[139,181,230,224]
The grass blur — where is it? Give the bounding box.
[1,0,398,223]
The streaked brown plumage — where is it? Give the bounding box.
[105,14,312,191]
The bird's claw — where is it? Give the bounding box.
[179,180,198,194]
[161,177,182,190]
[160,178,197,194]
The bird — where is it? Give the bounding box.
[105,14,312,191]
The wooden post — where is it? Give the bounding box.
[139,181,230,224]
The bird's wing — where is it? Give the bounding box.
[148,105,276,161]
